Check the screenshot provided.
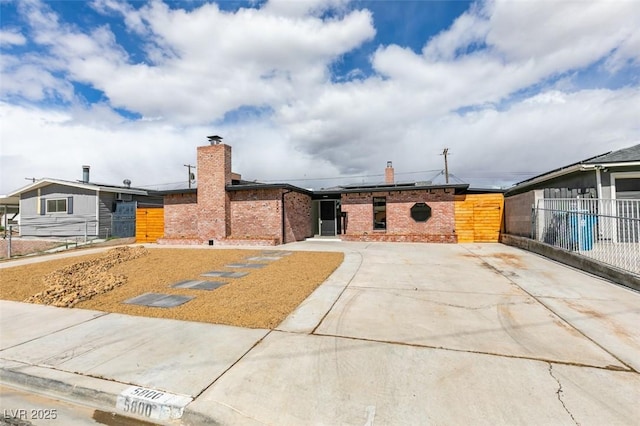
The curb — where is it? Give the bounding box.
[0,360,207,425]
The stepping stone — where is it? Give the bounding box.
[226,263,266,269]
[123,293,194,308]
[261,251,293,256]
[246,256,282,261]
[171,280,226,290]
[201,271,249,278]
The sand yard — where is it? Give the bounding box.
[0,246,344,329]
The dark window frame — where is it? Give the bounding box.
[373,196,387,230]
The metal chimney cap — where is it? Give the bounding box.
[123,179,132,188]
[386,161,393,168]
[207,135,223,145]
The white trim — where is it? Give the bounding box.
[8,178,147,197]
[46,197,68,214]
[510,162,640,193]
[611,171,640,200]
[581,161,640,170]
[96,189,100,237]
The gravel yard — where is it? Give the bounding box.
[0,246,344,329]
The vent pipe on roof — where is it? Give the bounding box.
[82,165,90,183]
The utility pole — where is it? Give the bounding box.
[184,164,196,189]
[441,148,450,184]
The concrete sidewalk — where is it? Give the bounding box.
[1,242,639,425]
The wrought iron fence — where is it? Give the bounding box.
[533,198,640,275]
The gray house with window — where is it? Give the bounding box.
[503,143,640,237]
[8,173,162,238]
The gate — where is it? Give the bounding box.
[112,201,137,238]
[454,194,504,242]
[136,207,164,243]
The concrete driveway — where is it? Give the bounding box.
[1,242,638,425]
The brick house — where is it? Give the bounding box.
[158,141,500,245]
[158,143,312,245]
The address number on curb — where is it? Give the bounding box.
[116,386,193,421]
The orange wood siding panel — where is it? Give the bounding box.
[454,194,504,243]
[136,208,164,243]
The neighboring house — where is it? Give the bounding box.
[0,195,19,236]
[158,142,504,246]
[8,167,162,238]
[503,144,640,237]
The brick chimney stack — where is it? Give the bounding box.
[197,142,232,242]
[385,161,394,185]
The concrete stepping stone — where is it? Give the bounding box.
[261,251,293,256]
[171,280,226,291]
[246,256,282,261]
[123,293,194,308]
[226,263,266,269]
[201,271,249,278]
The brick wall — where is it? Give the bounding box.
[162,193,198,239]
[284,191,312,243]
[229,189,282,242]
[341,189,457,243]
[228,189,312,244]
[197,144,231,242]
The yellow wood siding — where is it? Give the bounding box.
[136,208,164,243]
[455,194,504,243]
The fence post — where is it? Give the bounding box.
[84,219,88,243]
[530,204,536,240]
[7,225,12,258]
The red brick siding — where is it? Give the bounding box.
[284,191,312,243]
[229,189,282,241]
[163,193,198,239]
[341,189,457,243]
[197,144,231,241]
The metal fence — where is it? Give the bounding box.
[533,198,640,275]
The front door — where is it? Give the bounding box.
[320,200,336,236]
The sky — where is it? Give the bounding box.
[1,0,639,194]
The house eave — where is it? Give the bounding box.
[8,179,148,197]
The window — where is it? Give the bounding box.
[410,203,432,222]
[46,198,67,213]
[373,197,386,230]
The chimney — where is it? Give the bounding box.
[82,165,90,183]
[385,161,394,185]
[197,140,232,241]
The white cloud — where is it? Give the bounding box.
[0,29,27,45]
[1,0,639,194]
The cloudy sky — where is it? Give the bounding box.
[1,0,639,194]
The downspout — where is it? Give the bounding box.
[281,189,293,245]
